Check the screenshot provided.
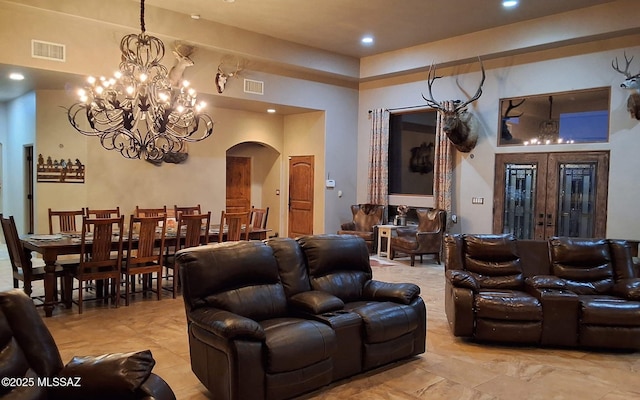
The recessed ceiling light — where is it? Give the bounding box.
[190,14,200,20]
[503,0,518,7]
[9,72,24,81]
[223,0,235,3]
[361,36,374,45]
[267,108,276,114]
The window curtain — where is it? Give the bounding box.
[367,109,389,206]
[434,101,454,230]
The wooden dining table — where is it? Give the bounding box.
[21,226,270,317]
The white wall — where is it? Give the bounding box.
[3,93,36,234]
[359,41,640,239]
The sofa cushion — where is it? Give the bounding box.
[579,296,640,326]
[475,290,542,321]
[550,237,614,295]
[299,235,373,302]
[261,318,336,373]
[178,242,290,321]
[463,235,524,290]
[347,302,419,344]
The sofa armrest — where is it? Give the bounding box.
[363,280,420,305]
[613,278,640,300]
[445,270,479,291]
[51,350,162,400]
[416,231,440,240]
[135,373,176,400]
[188,308,265,341]
[340,221,356,231]
[444,280,474,337]
[525,275,566,290]
[395,226,417,237]
[289,290,344,314]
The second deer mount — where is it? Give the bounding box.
[215,62,243,94]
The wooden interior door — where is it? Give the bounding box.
[494,151,608,240]
[226,156,251,213]
[288,156,314,238]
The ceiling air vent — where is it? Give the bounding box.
[31,40,66,62]
[244,79,264,95]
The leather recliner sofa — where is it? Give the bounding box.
[444,234,640,350]
[0,289,175,400]
[176,234,426,400]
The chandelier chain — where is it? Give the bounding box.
[140,0,145,33]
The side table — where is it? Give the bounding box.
[377,224,397,258]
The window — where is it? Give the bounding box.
[388,111,437,195]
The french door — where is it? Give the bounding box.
[493,151,609,240]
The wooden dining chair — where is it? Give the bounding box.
[48,208,85,234]
[122,214,166,306]
[174,204,201,219]
[250,206,269,229]
[165,212,211,298]
[135,206,167,217]
[86,207,121,218]
[0,214,70,304]
[72,216,124,314]
[219,211,250,243]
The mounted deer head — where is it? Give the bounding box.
[215,62,242,94]
[168,42,195,87]
[501,99,525,141]
[612,51,640,120]
[422,57,485,152]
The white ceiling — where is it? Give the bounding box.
[144,0,617,58]
[0,0,620,111]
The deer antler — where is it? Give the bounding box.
[218,61,242,78]
[455,57,485,113]
[422,57,485,112]
[503,99,526,118]
[421,63,446,111]
[612,52,637,78]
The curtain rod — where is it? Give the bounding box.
[368,104,430,113]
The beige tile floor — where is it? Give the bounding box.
[1,248,639,399]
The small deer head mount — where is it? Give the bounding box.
[501,99,525,141]
[215,61,242,94]
[422,57,485,152]
[612,51,640,120]
[168,42,195,87]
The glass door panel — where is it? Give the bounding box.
[494,153,548,240]
[556,162,597,237]
[503,163,537,239]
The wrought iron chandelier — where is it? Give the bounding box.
[67,0,213,161]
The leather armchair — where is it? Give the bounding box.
[390,208,446,266]
[337,204,384,253]
[0,289,175,400]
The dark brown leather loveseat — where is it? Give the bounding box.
[444,234,640,350]
[176,234,426,400]
[0,289,175,400]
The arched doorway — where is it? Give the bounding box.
[226,142,281,236]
